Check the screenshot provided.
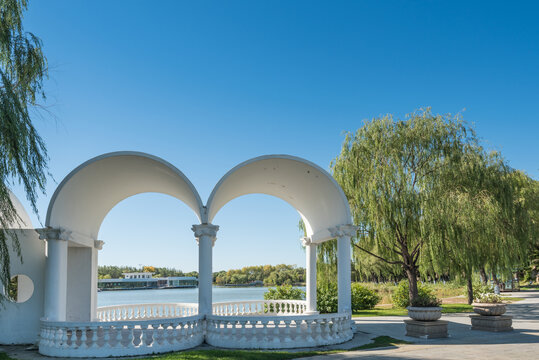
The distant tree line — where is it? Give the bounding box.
[98,265,198,279]
[214,265,305,286]
[98,264,306,286]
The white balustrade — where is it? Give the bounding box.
[212,300,307,316]
[40,301,353,357]
[39,315,204,357]
[96,303,198,321]
[206,312,353,349]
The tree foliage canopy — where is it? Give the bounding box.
[0,0,48,304]
[331,108,472,302]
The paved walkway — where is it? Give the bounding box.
[2,291,538,359]
[301,290,539,360]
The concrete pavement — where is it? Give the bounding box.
[300,290,539,359]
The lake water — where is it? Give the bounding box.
[97,286,305,307]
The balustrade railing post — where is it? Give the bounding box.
[271,320,280,347]
[282,320,292,344]
[60,328,69,349]
[103,326,111,349]
[126,324,135,348]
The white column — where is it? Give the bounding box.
[192,224,219,317]
[91,240,104,321]
[302,237,318,314]
[38,228,69,321]
[329,225,357,314]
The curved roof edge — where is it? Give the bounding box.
[205,154,352,223]
[46,151,204,226]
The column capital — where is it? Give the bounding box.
[192,224,219,246]
[300,236,312,246]
[328,224,358,238]
[36,227,71,241]
[94,240,105,250]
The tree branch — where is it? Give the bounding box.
[353,243,404,266]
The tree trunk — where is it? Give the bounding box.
[466,272,474,305]
[479,267,488,284]
[405,267,419,306]
[492,272,499,286]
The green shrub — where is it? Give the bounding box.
[472,282,494,296]
[392,280,440,308]
[474,292,502,303]
[317,282,338,314]
[351,283,381,310]
[264,285,305,300]
[411,291,441,307]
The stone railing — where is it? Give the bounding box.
[212,300,307,316]
[39,315,204,358]
[206,312,353,349]
[39,301,352,356]
[96,303,198,321]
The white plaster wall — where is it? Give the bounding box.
[66,246,97,321]
[0,229,45,344]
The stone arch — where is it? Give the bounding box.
[46,151,204,239]
[206,154,353,242]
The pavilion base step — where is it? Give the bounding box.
[470,314,513,332]
[404,319,448,339]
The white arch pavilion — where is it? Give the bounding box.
[1,152,358,357]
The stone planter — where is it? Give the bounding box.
[472,303,506,316]
[407,307,442,321]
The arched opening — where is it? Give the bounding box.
[211,194,306,301]
[97,193,200,307]
[206,155,355,315]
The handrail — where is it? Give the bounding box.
[97,302,198,321]
[39,314,204,357]
[39,301,352,357]
[212,300,307,316]
[206,312,352,349]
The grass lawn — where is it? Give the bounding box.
[353,303,474,317]
[500,297,526,302]
[0,337,411,360]
[141,336,410,360]
[353,296,529,317]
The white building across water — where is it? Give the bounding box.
[0,152,357,357]
[98,273,198,290]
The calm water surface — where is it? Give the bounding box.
[97,286,305,307]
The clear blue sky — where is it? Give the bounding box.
[12,1,539,272]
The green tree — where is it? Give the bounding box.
[425,148,534,303]
[331,108,472,304]
[0,0,48,304]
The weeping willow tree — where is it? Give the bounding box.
[0,0,49,304]
[426,148,537,303]
[331,108,473,304]
[424,149,510,303]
